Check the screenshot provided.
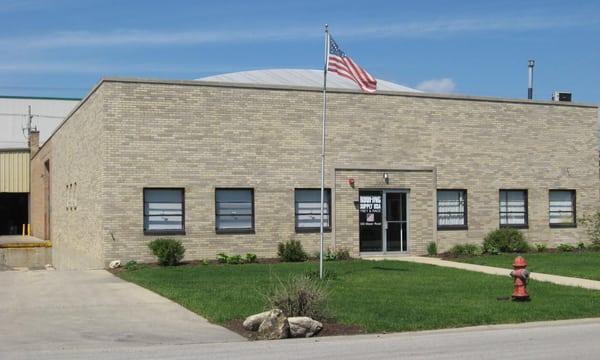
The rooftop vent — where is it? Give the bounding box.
[552,91,572,102]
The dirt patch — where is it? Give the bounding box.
[223,318,365,340]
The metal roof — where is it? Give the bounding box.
[197,69,420,93]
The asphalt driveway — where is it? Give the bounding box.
[0,269,244,354]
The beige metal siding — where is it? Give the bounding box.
[0,151,30,192]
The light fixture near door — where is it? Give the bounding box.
[383,172,389,184]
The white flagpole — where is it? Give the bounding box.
[319,24,329,280]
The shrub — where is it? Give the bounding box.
[226,255,243,264]
[577,242,586,251]
[335,248,351,261]
[557,243,575,252]
[216,252,229,263]
[483,228,529,253]
[450,243,481,257]
[579,212,600,246]
[245,253,257,263]
[534,243,547,253]
[147,238,185,266]
[266,274,329,320]
[324,248,337,261]
[124,260,138,271]
[201,258,210,265]
[277,240,308,262]
[427,242,438,256]
[588,243,600,252]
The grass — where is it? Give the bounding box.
[454,252,600,281]
[116,260,600,333]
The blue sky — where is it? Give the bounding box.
[0,0,599,104]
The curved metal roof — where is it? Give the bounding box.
[197,69,420,93]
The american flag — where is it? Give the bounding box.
[328,36,377,93]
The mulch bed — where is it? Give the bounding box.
[223,318,365,340]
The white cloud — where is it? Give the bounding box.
[416,78,456,93]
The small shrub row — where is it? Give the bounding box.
[449,243,482,257]
[324,247,352,261]
[216,252,258,264]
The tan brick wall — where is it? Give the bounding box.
[31,142,51,239]
[46,88,106,269]
[42,79,599,268]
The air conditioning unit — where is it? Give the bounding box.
[552,91,572,102]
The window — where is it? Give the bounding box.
[143,188,184,234]
[549,190,576,227]
[437,190,467,229]
[295,189,331,232]
[215,188,254,233]
[499,190,528,228]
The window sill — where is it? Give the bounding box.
[295,227,332,234]
[437,225,468,231]
[500,224,529,229]
[216,228,255,235]
[550,223,577,228]
[144,230,186,236]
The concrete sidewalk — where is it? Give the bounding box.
[363,255,600,290]
[0,270,245,353]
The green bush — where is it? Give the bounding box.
[266,274,329,320]
[535,243,547,253]
[245,253,258,263]
[216,252,229,263]
[226,255,243,264]
[124,260,138,271]
[147,238,185,266]
[201,258,210,265]
[450,243,481,257]
[577,242,586,251]
[483,228,529,253]
[324,248,337,261]
[277,240,308,262]
[335,248,351,261]
[427,242,438,256]
[557,243,575,252]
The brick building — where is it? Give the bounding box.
[30,70,599,270]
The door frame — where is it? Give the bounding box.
[359,188,410,255]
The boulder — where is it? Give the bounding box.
[109,260,121,269]
[288,317,323,338]
[242,310,271,331]
[257,309,290,340]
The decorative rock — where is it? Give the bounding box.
[257,309,290,340]
[288,317,323,338]
[109,260,121,269]
[44,264,55,271]
[243,310,271,331]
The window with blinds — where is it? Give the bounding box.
[295,189,331,232]
[215,188,254,232]
[143,188,184,234]
[499,190,528,228]
[549,190,576,227]
[437,190,467,229]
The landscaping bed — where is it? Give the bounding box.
[451,251,600,281]
[116,259,600,336]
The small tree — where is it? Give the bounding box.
[579,212,600,245]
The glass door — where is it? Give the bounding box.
[384,192,408,252]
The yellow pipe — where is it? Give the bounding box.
[27,223,31,237]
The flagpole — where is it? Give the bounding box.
[319,24,329,280]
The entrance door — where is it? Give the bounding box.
[384,192,407,252]
[359,190,408,253]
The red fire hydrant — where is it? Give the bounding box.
[510,256,530,301]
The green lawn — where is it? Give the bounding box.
[453,252,600,281]
[117,260,600,333]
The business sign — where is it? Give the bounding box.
[359,190,383,252]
